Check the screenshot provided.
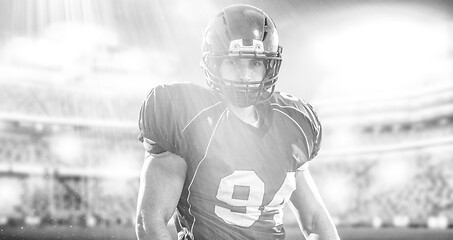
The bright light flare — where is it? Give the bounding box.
[370,157,415,193]
[308,4,451,100]
[48,134,82,164]
[0,178,23,215]
[100,178,130,196]
[97,152,139,195]
[4,23,118,69]
[317,172,355,213]
[313,18,449,73]
[98,152,140,177]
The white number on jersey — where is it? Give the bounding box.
[215,170,296,227]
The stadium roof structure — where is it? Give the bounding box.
[316,83,453,125]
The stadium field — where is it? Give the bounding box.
[1,225,453,240]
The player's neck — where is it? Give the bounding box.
[228,104,259,126]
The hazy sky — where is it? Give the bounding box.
[0,0,452,103]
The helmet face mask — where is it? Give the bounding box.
[201,4,282,107]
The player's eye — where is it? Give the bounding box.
[224,59,236,66]
[250,60,263,67]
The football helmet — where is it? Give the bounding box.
[201,4,283,107]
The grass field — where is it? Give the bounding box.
[1,225,453,240]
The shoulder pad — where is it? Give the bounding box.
[272,91,323,159]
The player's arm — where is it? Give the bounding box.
[136,151,187,240]
[289,166,340,240]
[136,85,188,239]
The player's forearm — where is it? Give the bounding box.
[136,218,173,240]
[307,211,341,240]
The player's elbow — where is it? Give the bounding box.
[135,212,154,240]
[135,215,147,240]
[135,224,146,240]
[308,210,341,240]
[135,211,170,240]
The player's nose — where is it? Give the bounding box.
[238,62,252,82]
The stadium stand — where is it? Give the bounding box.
[0,81,140,121]
[0,81,452,233]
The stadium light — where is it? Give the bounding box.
[0,216,7,225]
[372,216,383,228]
[427,215,449,229]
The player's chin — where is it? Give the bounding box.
[224,91,260,107]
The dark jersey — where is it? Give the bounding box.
[138,83,322,240]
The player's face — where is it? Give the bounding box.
[219,58,266,83]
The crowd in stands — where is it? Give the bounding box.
[1,82,453,229]
[0,131,142,170]
[311,149,453,227]
[311,114,453,227]
[320,115,453,154]
[3,175,140,228]
[0,82,142,121]
[0,129,142,227]
[360,114,453,144]
[1,129,452,228]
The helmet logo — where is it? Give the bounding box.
[229,39,264,54]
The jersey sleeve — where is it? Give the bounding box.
[138,85,186,156]
[294,101,322,171]
[303,102,323,160]
[274,92,323,167]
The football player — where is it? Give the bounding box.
[136,4,340,240]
